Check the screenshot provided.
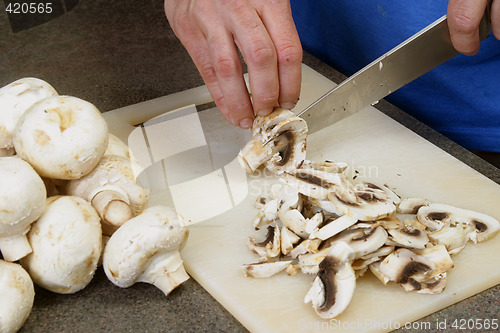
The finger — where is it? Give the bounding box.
[204,26,255,128]
[448,0,489,55]
[228,5,280,117]
[492,0,500,39]
[258,1,303,110]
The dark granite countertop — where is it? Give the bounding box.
[1,1,498,332]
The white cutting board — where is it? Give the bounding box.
[102,65,500,333]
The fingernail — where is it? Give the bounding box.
[257,108,273,117]
[239,117,254,129]
[280,102,296,110]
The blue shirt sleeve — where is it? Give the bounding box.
[291,0,500,152]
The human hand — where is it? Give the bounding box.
[164,0,302,129]
[447,0,500,55]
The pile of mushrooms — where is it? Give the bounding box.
[238,108,500,319]
[0,78,189,332]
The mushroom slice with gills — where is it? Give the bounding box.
[252,198,279,229]
[13,95,109,180]
[103,206,189,296]
[237,108,307,174]
[281,226,301,255]
[378,248,434,285]
[328,181,398,221]
[401,272,448,294]
[414,244,454,277]
[264,115,308,174]
[247,225,281,258]
[298,248,331,274]
[309,215,358,240]
[0,260,35,333]
[20,196,102,294]
[304,241,356,319]
[397,197,430,214]
[242,260,293,278]
[309,198,343,216]
[280,167,344,200]
[0,156,46,262]
[387,219,429,250]
[322,224,388,259]
[417,203,500,242]
[65,155,151,234]
[0,77,58,153]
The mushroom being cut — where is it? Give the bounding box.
[0,77,58,156]
[0,156,46,261]
[103,206,190,296]
[0,260,35,333]
[304,241,356,318]
[20,196,102,294]
[13,95,109,180]
[65,154,151,234]
[238,108,307,174]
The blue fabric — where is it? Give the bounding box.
[290,0,500,152]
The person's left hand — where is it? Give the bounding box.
[447,0,500,55]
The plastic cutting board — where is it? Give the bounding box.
[102,64,500,333]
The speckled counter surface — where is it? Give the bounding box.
[0,1,498,332]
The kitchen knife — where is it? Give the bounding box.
[298,9,492,134]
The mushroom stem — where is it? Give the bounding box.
[91,190,132,226]
[0,234,32,262]
[139,251,189,296]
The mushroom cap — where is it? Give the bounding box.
[13,95,109,179]
[0,156,46,239]
[103,206,189,288]
[0,77,58,150]
[379,248,435,284]
[0,260,35,333]
[20,196,102,294]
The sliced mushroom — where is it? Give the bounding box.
[252,198,279,229]
[238,108,307,174]
[401,272,448,294]
[0,260,35,333]
[247,225,281,258]
[13,95,109,180]
[428,223,475,255]
[103,206,189,296]
[387,219,429,249]
[322,224,388,258]
[289,238,323,259]
[297,248,331,275]
[378,248,434,284]
[328,182,398,221]
[20,196,102,294]
[300,160,348,173]
[281,226,301,255]
[397,197,430,214]
[304,241,356,319]
[242,260,293,278]
[369,261,391,285]
[0,77,58,153]
[280,167,344,200]
[414,244,454,277]
[0,156,46,261]
[309,215,358,240]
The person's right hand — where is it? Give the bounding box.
[164,0,303,129]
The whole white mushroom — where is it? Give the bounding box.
[103,206,189,296]
[0,156,46,261]
[20,195,102,294]
[0,77,58,156]
[13,95,109,180]
[0,260,35,333]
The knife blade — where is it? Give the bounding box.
[298,9,492,134]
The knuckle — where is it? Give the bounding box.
[276,41,303,65]
[247,43,276,68]
[214,57,240,78]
